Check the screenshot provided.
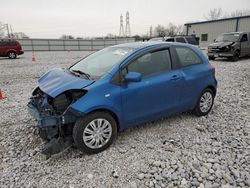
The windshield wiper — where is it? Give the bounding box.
[70,69,91,80]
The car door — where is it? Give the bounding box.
[120,48,184,126]
[174,46,209,109]
[240,33,249,57]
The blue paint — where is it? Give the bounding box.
[38,68,94,97]
[29,42,217,135]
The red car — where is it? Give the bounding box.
[0,39,24,59]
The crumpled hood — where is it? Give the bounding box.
[209,41,234,48]
[38,68,94,98]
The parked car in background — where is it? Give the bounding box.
[165,36,198,46]
[207,32,250,61]
[0,39,24,59]
[149,36,199,46]
[28,42,217,155]
[148,37,165,42]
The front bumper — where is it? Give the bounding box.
[27,100,76,140]
[18,50,24,55]
[207,52,233,58]
[27,102,77,127]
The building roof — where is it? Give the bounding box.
[185,15,250,26]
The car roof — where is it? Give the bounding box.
[113,41,193,50]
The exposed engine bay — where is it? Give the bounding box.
[27,87,86,156]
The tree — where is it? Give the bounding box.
[60,35,74,39]
[13,32,29,39]
[164,23,185,36]
[230,9,250,17]
[165,23,177,36]
[154,25,167,37]
[105,33,115,39]
[0,22,6,38]
[204,8,223,20]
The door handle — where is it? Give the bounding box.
[170,75,181,80]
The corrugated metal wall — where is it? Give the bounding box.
[238,17,250,31]
[17,38,135,51]
[186,17,250,47]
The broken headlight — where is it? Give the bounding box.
[50,90,87,113]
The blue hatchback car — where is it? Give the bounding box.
[28,42,217,155]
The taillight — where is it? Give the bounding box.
[211,65,216,78]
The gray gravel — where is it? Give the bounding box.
[0,51,249,188]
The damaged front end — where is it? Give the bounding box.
[27,87,86,155]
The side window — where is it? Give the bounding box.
[175,47,201,67]
[0,42,7,46]
[175,37,186,43]
[241,34,248,42]
[166,38,174,42]
[9,42,17,46]
[126,49,171,78]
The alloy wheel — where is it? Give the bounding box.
[83,118,112,149]
[199,91,213,113]
[9,52,16,59]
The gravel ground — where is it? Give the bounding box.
[0,51,249,188]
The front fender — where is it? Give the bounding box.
[69,82,123,128]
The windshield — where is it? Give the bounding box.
[70,47,134,79]
[215,34,240,42]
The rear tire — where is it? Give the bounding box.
[8,51,17,59]
[194,88,214,116]
[73,112,117,154]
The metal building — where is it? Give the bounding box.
[185,15,250,47]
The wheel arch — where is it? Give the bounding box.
[85,108,121,132]
[206,85,217,96]
[235,48,240,54]
[6,49,17,54]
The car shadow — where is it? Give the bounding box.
[211,56,250,62]
[0,57,25,60]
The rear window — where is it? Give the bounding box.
[0,41,17,46]
[175,47,201,67]
[185,37,197,45]
[175,37,186,43]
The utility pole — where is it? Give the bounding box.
[149,26,153,38]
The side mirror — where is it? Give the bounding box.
[213,39,216,42]
[124,72,142,82]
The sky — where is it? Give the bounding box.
[1,0,250,38]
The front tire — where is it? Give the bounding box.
[194,88,214,116]
[73,112,117,154]
[8,51,17,59]
[230,51,240,62]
